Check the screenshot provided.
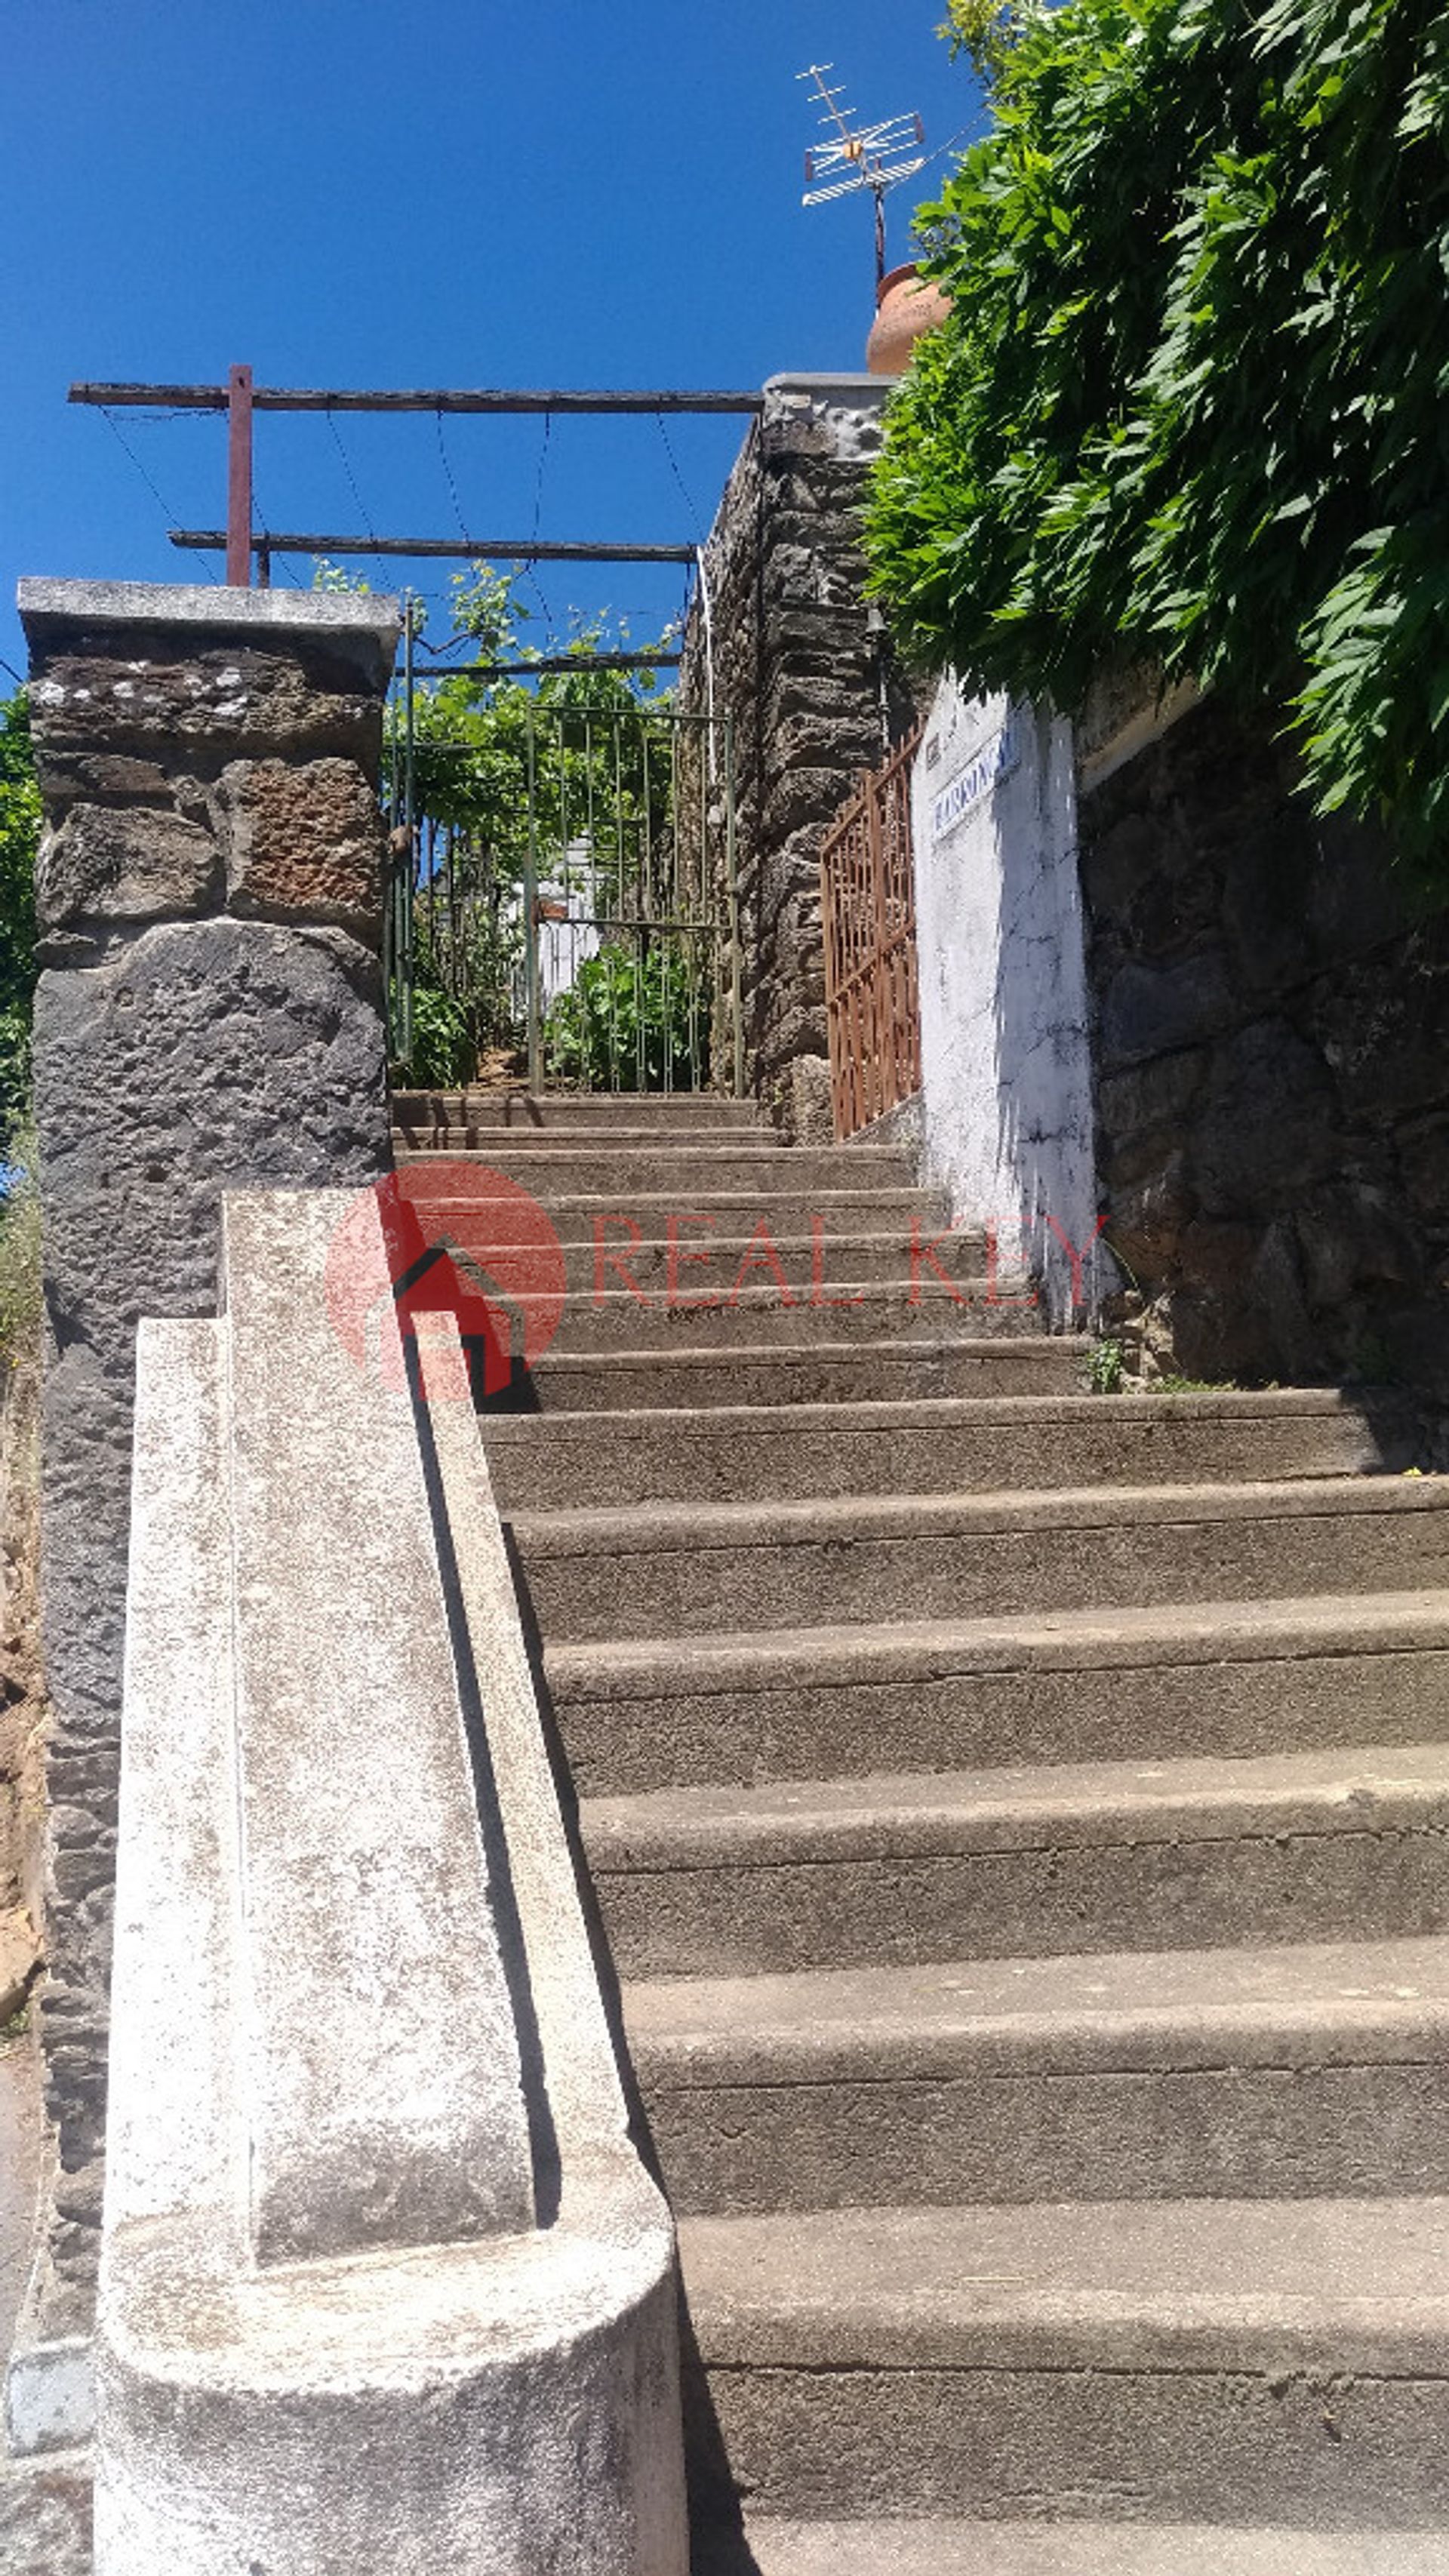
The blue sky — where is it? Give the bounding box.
[0,2,983,684]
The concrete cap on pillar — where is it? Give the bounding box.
[17,578,402,692]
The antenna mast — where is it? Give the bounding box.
[798,63,926,286]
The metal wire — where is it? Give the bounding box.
[526,412,555,630]
[325,405,377,543]
[250,474,309,589]
[656,413,704,536]
[101,408,222,581]
[435,407,470,540]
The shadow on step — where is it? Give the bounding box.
[502,1525,753,2565]
[411,1364,561,2221]
[683,2510,764,2570]
[678,2293,760,2574]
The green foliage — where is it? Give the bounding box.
[0,695,38,1134]
[309,559,372,595]
[404,569,674,856]
[392,568,685,1087]
[939,0,1037,84]
[0,1123,42,1365]
[545,943,709,1093]
[405,985,475,1088]
[1085,1334,1127,1393]
[868,0,1449,857]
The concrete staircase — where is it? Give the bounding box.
[395,1088,1449,2572]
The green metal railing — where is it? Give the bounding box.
[384,679,743,1096]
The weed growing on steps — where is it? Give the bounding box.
[1086,1343,1250,1397]
[1085,1337,1126,1395]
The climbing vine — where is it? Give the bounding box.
[868,0,1449,854]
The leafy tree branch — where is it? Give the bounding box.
[869,0,1449,856]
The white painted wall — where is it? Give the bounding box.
[910,676,1108,1321]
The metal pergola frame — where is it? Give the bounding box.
[69,371,764,587]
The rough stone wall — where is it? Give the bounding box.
[679,376,916,1137]
[14,582,397,2384]
[1081,690,1449,1390]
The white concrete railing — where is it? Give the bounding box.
[94,1189,685,2574]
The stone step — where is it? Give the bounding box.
[392,1088,764,1134]
[397,1123,783,1155]
[411,1186,952,1245]
[627,1931,1449,2214]
[509,1476,1449,1645]
[678,2194,1449,2520]
[518,1335,1091,1417]
[545,1228,980,1294]
[485,1389,1409,1512]
[691,2519,1449,2574]
[583,1743,1449,1978]
[411,1226,981,1314]
[507,1276,1040,1358]
[393,1142,918,1196]
[549,1591,1449,1796]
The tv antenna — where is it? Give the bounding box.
[798,63,927,285]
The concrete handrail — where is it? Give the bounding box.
[94,1187,686,2573]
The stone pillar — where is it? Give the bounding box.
[679,376,915,1139]
[6,580,399,2449]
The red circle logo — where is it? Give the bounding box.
[325,1162,568,1402]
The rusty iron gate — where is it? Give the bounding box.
[384,641,743,1097]
[819,725,923,1139]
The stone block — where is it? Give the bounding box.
[1099,953,1236,1069]
[1247,1216,1318,1379]
[19,583,399,763]
[1191,1018,1339,1215]
[219,755,385,937]
[771,710,879,780]
[36,805,220,934]
[20,885,391,2390]
[1400,1112,1449,1221]
[1168,1213,1251,1289]
[36,920,387,1339]
[764,765,873,846]
[28,750,174,810]
[1318,937,1449,1122]
[1103,1155,1195,1280]
[37,1350,134,1734]
[1127,854,1225,957]
[1098,1046,1209,1145]
[1294,1182,1423,1310]
[1303,808,1416,960]
[26,643,385,768]
[1102,1128,1181,1196]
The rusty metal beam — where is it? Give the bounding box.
[72,382,764,416]
[226,365,254,588]
[169,532,699,565]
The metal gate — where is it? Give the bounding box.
[385,690,743,1097]
[818,725,923,1139]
